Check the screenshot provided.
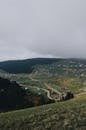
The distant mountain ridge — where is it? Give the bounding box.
[0,58,86,74]
[0,58,62,73]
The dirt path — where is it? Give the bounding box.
[41,88,53,100]
[49,86,86,100]
[29,76,39,82]
[22,82,86,101]
[44,83,62,96]
[76,91,86,97]
[20,83,53,100]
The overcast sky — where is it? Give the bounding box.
[0,0,86,61]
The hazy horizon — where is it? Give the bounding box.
[0,0,86,61]
[0,57,86,62]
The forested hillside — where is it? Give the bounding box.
[0,58,60,73]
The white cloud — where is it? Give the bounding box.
[0,0,86,60]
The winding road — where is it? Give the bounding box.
[20,77,86,101]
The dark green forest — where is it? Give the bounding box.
[0,77,53,111]
[0,58,60,73]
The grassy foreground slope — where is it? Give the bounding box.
[0,96,86,130]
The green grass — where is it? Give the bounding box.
[0,96,86,130]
